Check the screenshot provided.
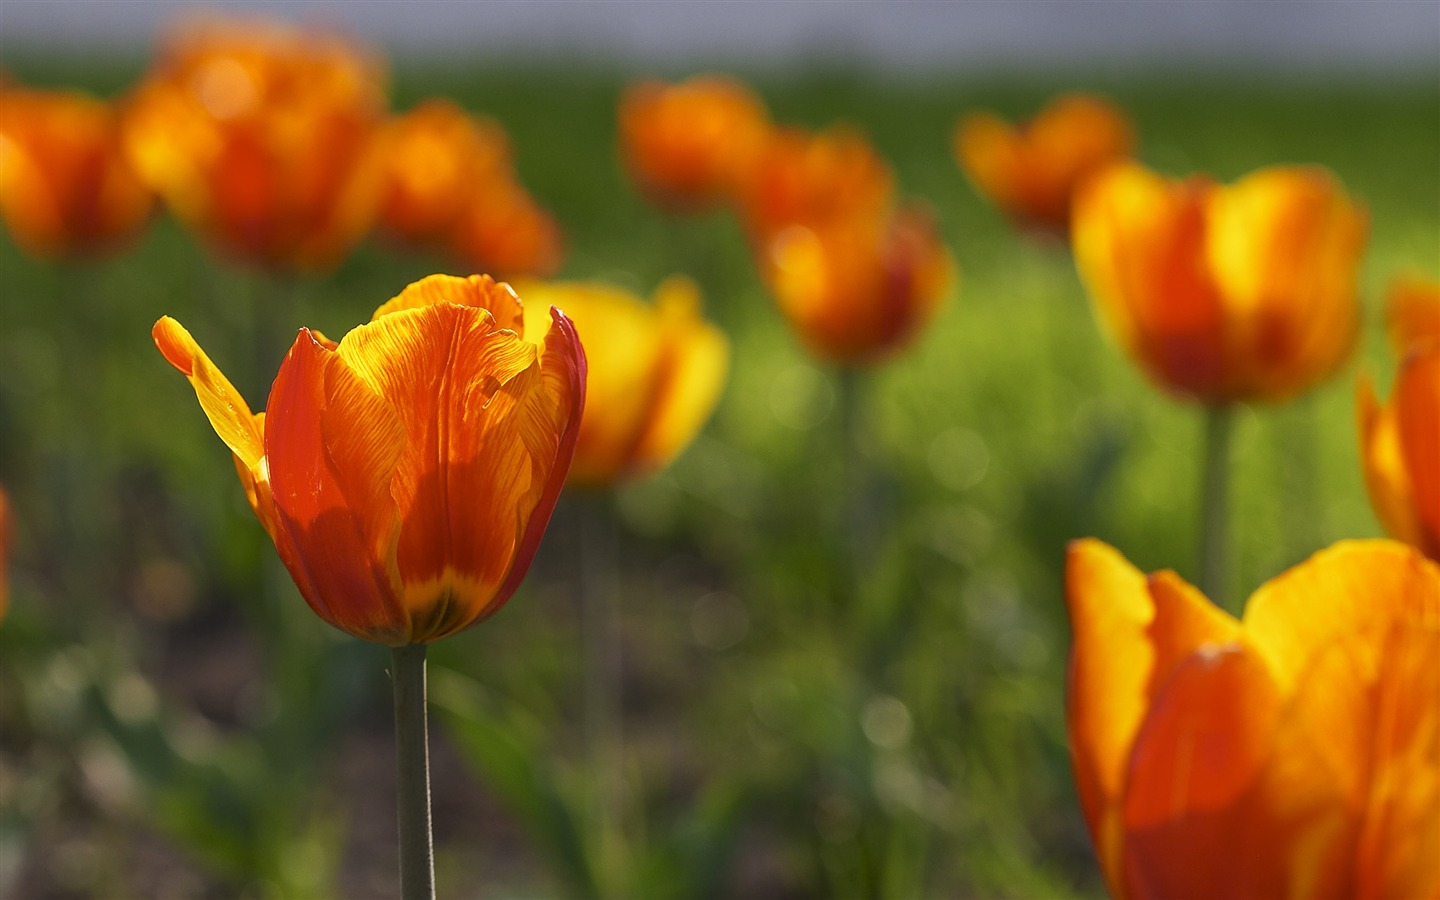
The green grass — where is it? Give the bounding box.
[1,52,1437,897]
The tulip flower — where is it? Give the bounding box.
[515,276,728,485]
[1072,161,1366,405]
[449,180,564,279]
[953,93,1134,233]
[378,98,512,246]
[1384,275,1440,352]
[740,124,894,242]
[1357,279,1440,559]
[1066,538,1440,899]
[153,273,586,645]
[619,74,771,213]
[759,205,955,366]
[0,85,154,258]
[123,16,388,271]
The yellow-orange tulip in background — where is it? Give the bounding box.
[154,274,586,645]
[1358,277,1440,559]
[1066,538,1440,899]
[1072,162,1366,403]
[759,205,955,366]
[124,16,388,271]
[953,93,1133,234]
[0,85,154,258]
[619,75,770,213]
[515,277,728,486]
[379,99,563,278]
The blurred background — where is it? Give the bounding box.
[1,1,1436,897]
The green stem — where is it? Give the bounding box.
[391,644,435,900]
[580,496,624,894]
[1199,404,1234,611]
[837,368,872,592]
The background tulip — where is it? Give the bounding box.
[1072,161,1366,404]
[1066,538,1440,899]
[953,92,1133,234]
[739,124,894,243]
[1358,280,1440,558]
[619,74,770,213]
[515,276,728,486]
[0,85,153,258]
[123,17,388,271]
[153,274,586,645]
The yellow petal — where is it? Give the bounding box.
[370,272,525,333]
[152,316,264,470]
[1357,374,1428,550]
[1241,539,1440,695]
[1064,539,1239,894]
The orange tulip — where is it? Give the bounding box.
[1066,538,1440,899]
[740,124,894,241]
[618,74,770,213]
[123,16,388,271]
[953,93,1133,233]
[153,274,586,644]
[0,85,154,258]
[1384,275,1440,353]
[759,205,955,366]
[449,180,564,279]
[515,276,728,486]
[378,98,512,245]
[1358,280,1440,558]
[1072,162,1366,403]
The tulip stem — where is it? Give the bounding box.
[391,643,435,900]
[1199,403,1234,611]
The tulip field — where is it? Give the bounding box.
[1,19,1438,900]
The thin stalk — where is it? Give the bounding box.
[1199,403,1234,611]
[580,495,624,893]
[837,368,872,591]
[391,644,435,900]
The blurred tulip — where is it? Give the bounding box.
[740,125,894,241]
[450,181,564,279]
[153,274,586,644]
[516,276,728,486]
[123,16,388,271]
[0,484,11,620]
[0,85,154,258]
[378,98,512,245]
[1072,162,1366,403]
[1358,280,1440,558]
[954,93,1133,233]
[1066,538,1440,900]
[1384,275,1440,352]
[619,74,770,213]
[759,205,955,366]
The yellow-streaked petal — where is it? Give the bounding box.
[152,316,264,469]
[369,272,525,333]
[1241,540,1440,695]
[1064,539,1239,895]
[631,276,730,474]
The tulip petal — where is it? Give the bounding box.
[1386,277,1440,354]
[336,301,554,639]
[370,272,525,333]
[1121,644,1297,899]
[631,277,729,474]
[152,316,264,470]
[1395,347,1440,557]
[1064,539,1239,893]
[1241,540,1440,694]
[1356,374,1428,551]
[953,112,1025,213]
[265,329,409,643]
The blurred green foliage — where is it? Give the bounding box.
[0,50,1437,899]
